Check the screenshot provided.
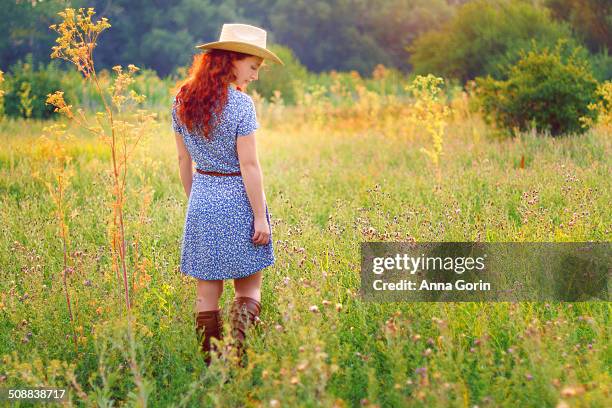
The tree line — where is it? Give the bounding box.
[1,0,609,81]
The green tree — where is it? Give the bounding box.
[364,0,454,72]
[0,0,78,72]
[408,0,576,82]
[0,0,471,76]
[545,0,611,54]
[268,0,453,75]
[88,0,243,76]
[544,0,612,81]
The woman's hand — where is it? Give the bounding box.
[252,216,270,245]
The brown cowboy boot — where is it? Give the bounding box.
[229,296,261,367]
[195,308,223,366]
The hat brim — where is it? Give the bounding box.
[195,41,284,65]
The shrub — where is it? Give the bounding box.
[0,70,5,121]
[129,67,173,108]
[588,48,612,82]
[250,44,309,105]
[580,80,612,131]
[474,39,599,136]
[3,55,79,120]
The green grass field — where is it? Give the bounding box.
[1,104,610,407]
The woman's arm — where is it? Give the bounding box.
[175,132,193,198]
[236,132,270,245]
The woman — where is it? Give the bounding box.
[171,23,283,367]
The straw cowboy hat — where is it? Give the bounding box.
[196,23,284,65]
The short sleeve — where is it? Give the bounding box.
[236,96,259,137]
[171,99,182,134]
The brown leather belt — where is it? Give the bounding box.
[196,168,241,177]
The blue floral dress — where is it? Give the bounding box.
[171,85,275,280]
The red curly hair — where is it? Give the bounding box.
[174,49,250,139]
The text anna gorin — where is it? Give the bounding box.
[373,279,492,292]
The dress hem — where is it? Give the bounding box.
[180,259,274,281]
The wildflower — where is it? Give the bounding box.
[431,317,445,325]
[385,319,397,334]
[355,351,370,362]
[335,303,343,312]
[49,8,110,78]
[407,74,449,172]
[0,69,5,97]
[269,400,280,408]
[46,91,73,118]
[561,386,585,397]
[415,367,427,377]
[309,305,319,313]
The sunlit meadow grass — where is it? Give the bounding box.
[0,98,610,407]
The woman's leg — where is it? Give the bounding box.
[230,270,263,366]
[233,270,263,302]
[195,279,224,313]
[195,279,224,366]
